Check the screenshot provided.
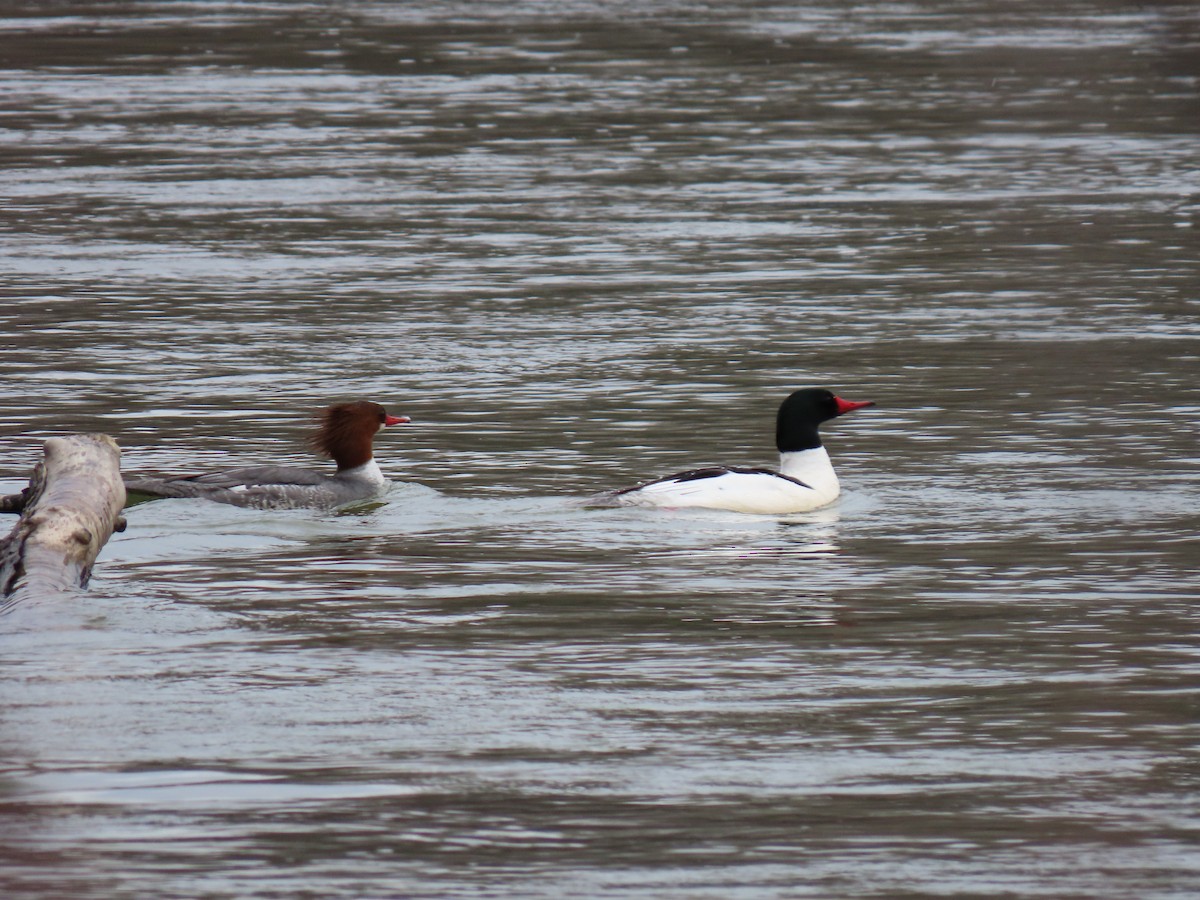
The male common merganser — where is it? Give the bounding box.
[123,400,410,509]
[588,388,874,514]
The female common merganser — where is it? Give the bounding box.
[123,400,409,509]
[588,388,874,514]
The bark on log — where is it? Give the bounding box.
[0,434,126,601]
[0,489,30,513]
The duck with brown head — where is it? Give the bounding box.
[123,400,410,509]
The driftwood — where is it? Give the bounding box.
[0,434,126,601]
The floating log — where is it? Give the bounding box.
[0,434,127,601]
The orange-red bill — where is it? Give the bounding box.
[833,397,875,416]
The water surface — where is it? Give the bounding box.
[2,2,1199,898]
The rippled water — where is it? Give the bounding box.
[3,2,1199,898]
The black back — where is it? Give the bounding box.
[611,465,812,497]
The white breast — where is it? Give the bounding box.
[778,447,840,501]
[335,459,387,490]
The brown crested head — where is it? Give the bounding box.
[309,400,409,470]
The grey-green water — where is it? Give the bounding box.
[2,3,1199,897]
